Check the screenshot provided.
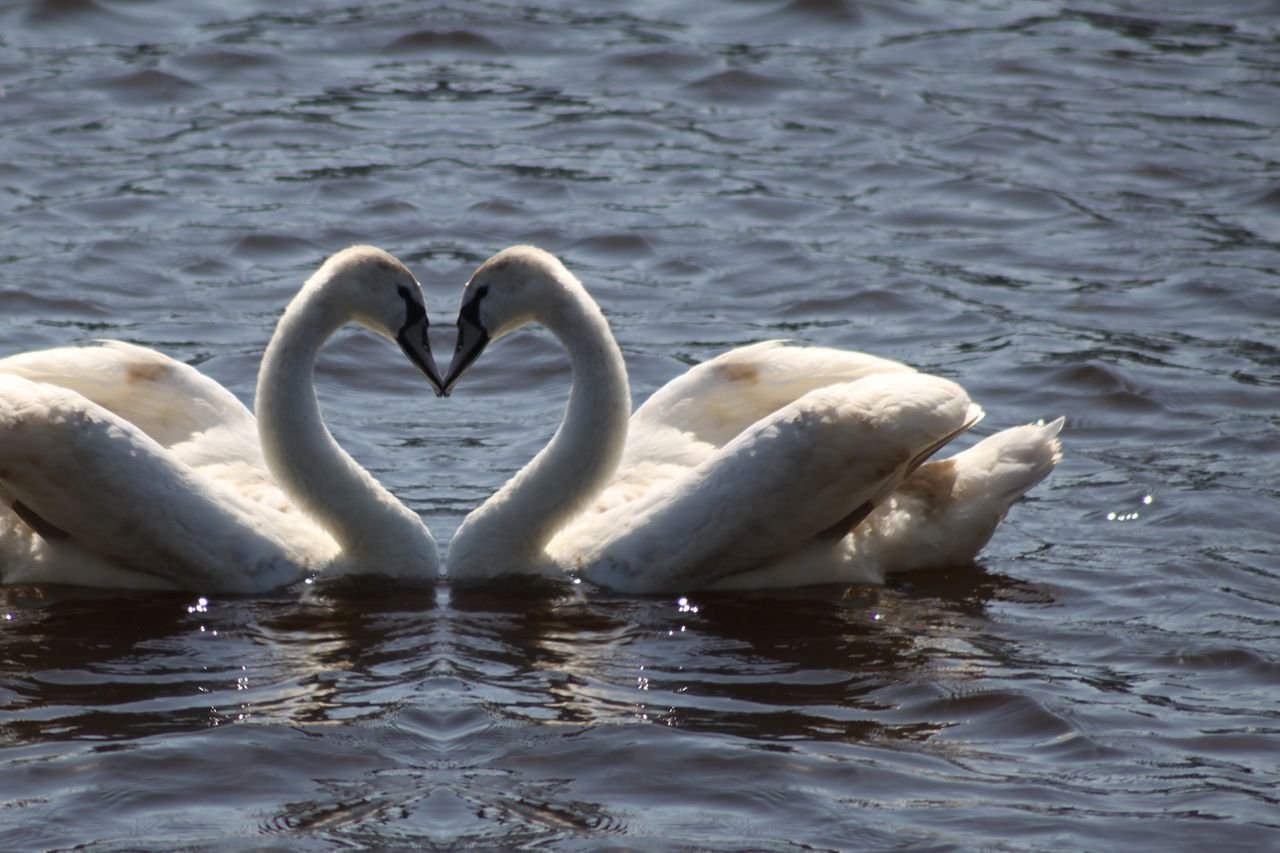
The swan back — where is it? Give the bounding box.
[0,340,255,450]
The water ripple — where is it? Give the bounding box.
[1,0,1279,849]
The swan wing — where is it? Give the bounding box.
[0,375,317,592]
[0,340,259,454]
[0,512,185,590]
[623,340,915,471]
[0,340,288,509]
[563,371,982,593]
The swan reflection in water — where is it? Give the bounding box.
[0,565,1035,744]
[0,564,1037,848]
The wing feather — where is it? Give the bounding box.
[569,371,981,592]
[0,375,315,591]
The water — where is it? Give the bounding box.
[1,0,1278,848]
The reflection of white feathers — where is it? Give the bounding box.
[446,246,1062,593]
[0,247,439,592]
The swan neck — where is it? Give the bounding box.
[255,278,436,578]
[451,279,630,578]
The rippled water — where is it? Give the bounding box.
[2,0,1278,849]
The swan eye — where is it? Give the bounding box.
[460,284,489,331]
[396,285,426,328]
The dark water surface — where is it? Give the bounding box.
[2,0,1278,849]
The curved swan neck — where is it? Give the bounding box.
[255,273,436,577]
[450,274,631,578]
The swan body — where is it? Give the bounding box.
[0,246,443,592]
[441,246,1061,593]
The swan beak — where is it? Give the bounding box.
[441,312,490,397]
[397,315,445,397]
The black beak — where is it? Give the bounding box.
[397,312,445,397]
[441,311,489,397]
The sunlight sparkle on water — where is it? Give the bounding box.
[1107,494,1153,522]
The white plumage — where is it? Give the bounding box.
[442,245,1062,593]
[0,246,442,592]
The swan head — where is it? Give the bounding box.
[317,245,445,396]
[441,245,574,396]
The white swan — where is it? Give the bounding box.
[440,245,1062,593]
[0,246,444,592]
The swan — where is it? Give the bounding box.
[0,245,444,592]
[440,245,1062,593]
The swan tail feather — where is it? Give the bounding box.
[850,416,1064,575]
[939,417,1064,513]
